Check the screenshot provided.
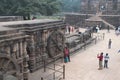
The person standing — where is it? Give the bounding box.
[96,26,99,33]
[97,52,103,70]
[108,39,112,49]
[118,50,120,53]
[103,33,105,40]
[78,27,81,34]
[64,47,70,63]
[107,25,110,33]
[118,26,120,32]
[96,25,99,33]
[104,53,109,68]
[68,26,70,34]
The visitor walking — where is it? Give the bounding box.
[78,27,81,34]
[103,33,105,40]
[104,53,109,68]
[97,52,103,70]
[64,47,70,63]
[108,39,112,49]
[96,26,99,33]
[118,26,120,32]
[68,26,70,34]
[118,50,120,53]
[107,25,110,33]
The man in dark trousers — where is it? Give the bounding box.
[118,50,120,53]
[107,25,110,33]
[68,26,70,34]
[108,39,112,49]
[104,53,109,68]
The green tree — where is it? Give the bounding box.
[60,0,81,12]
[35,0,61,16]
[0,0,62,20]
[0,0,18,15]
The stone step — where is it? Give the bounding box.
[0,30,26,41]
[100,18,115,29]
[0,29,18,35]
[86,14,115,29]
[0,35,29,43]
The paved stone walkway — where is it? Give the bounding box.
[29,29,120,80]
[65,30,120,80]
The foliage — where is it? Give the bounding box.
[0,0,81,19]
[35,0,62,16]
[60,0,81,12]
[0,0,62,19]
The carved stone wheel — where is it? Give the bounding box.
[47,31,65,58]
[0,54,19,78]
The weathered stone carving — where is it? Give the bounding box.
[80,0,120,15]
[0,19,66,80]
[47,30,65,58]
[0,54,20,79]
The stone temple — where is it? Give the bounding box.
[0,17,66,80]
[0,1,120,80]
[65,0,120,28]
[80,0,120,15]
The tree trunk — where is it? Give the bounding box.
[27,13,31,20]
[23,16,27,20]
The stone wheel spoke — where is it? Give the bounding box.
[47,31,65,58]
[0,58,5,68]
[51,37,61,51]
[6,70,17,75]
[0,54,20,79]
[3,60,11,70]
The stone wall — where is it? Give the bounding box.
[100,15,120,27]
[65,13,92,27]
[65,13,120,28]
[80,0,120,15]
[85,21,102,28]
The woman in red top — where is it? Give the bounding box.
[97,52,103,70]
[64,47,70,63]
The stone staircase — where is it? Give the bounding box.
[86,12,115,29]
[100,18,115,29]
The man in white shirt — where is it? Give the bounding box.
[104,53,109,68]
[118,26,120,32]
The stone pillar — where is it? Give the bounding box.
[16,43,19,59]
[28,35,36,72]
[0,72,3,80]
[12,42,21,79]
[19,41,23,57]
[42,30,47,55]
[5,46,10,56]
[43,30,47,43]
[23,41,29,80]
[12,42,17,59]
